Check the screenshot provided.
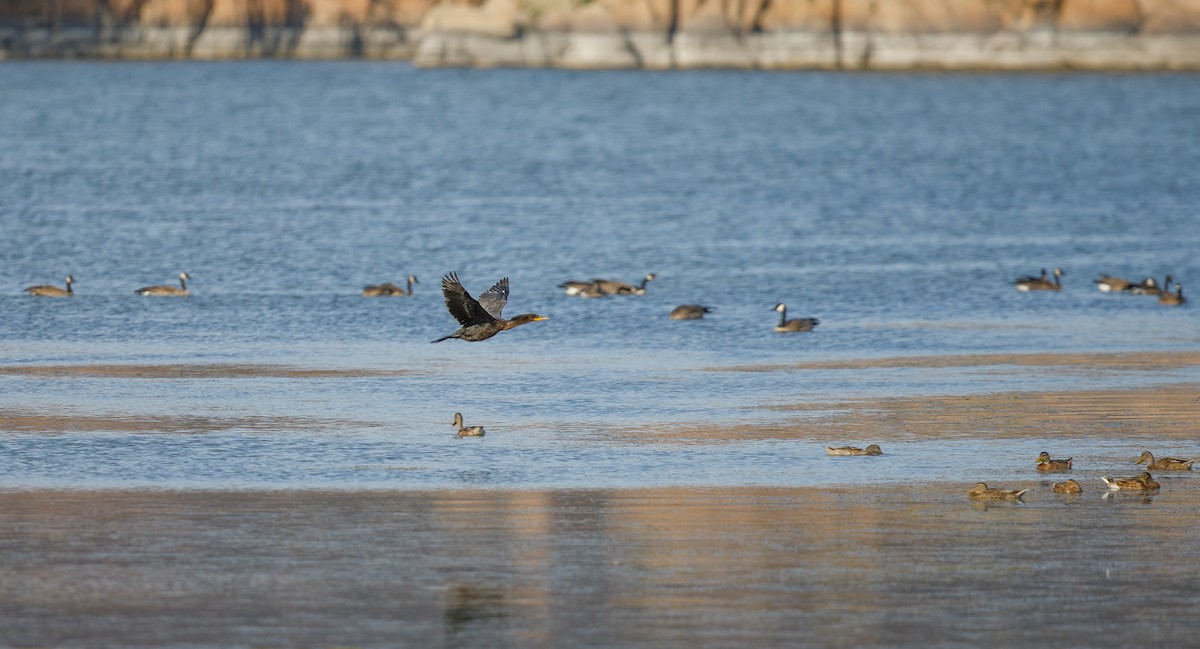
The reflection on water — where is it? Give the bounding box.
[2,486,1197,647]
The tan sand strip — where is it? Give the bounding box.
[0,364,412,379]
[626,383,1200,443]
[0,410,380,434]
[706,350,1200,373]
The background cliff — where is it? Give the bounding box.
[4,0,1200,68]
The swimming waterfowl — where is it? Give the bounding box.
[558,280,598,296]
[669,305,713,320]
[135,272,191,296]
[1102,472,1160,491]
[609,273,657,295]
[559,274,656,297]
[432,272,548,343]
[363,275,418,297]
[24,275,74,297]
[1014,267,1063,291]
[1053,479,1083,494]
[1036,451,1073,472]
[1128,275,1170,296]
[1158,283,1185,306]
[452,412,485,437]
[1094,274,1133,292]
[1135,450,1193,471]
[575,282,606,298]
[825,444,882,456]
[967,483,1027,501]
[773,303,819,332]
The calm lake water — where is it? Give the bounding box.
[1,63,1198,490]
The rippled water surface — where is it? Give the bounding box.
[1,63,1199,489]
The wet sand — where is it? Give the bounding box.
[2,485,1198,648]
[707,350,1200,373]
[625,382,1200,444]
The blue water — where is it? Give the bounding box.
[1,62,1199,488]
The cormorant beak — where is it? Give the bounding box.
[533,315,549,321]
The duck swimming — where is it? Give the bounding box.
[1128,275,1169,296]
[1053,479,1083,494]
[1036,452,1072,472]
[1158,283,1185,306]
[773,303,819,332]
[1094,274,1132,292]
[135,272,191,296]
[25,275,74,297]
[1101,472,1160,491]
[608,273,657,295]
[669,305,713,320]
[1014,267,1063,291]
[1135,450,1193,471]
[363,275,418,297]
[452,412,485,437]
[433,273,548,343]
[558,280,598,296]
[825,444,883,456]
[967,483,1027,501]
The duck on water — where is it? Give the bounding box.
[363,275,418,297]
[1014,267,1063,291]
[135,272,192,296]
[25,275,74,297]
[773,303,819,332]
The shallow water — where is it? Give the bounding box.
[3,487,1198,648]
[3,62,1200,647]
[2,63,1199,489]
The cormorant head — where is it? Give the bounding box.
[510,313,549,326]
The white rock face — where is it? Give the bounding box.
[3,0,1200,68]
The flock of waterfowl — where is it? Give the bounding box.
[24,272,195,297]
[1014,267,1186,305]
[818,442,1192,501]
[968,448,1194,502]
[19,266,1196,502]
[22,269,826,335]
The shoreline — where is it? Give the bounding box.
[3,29,1200,70]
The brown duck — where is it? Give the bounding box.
[1014,267,1063,291]
[363,275,418,297]
[1094,274,1132,293]
[1053,479,1083,494]
[1158,283,1185,306]
[1101,472,1160,491]
[1135,451,1193,471]
[25,274,74,297]
[452,413,485,437]
[826,444,883,456]
[1036,451,1072,472]
[135,272,191,296]
[967,483,1027,501]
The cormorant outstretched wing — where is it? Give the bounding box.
[477,277,509,320]
[441,273,496,326]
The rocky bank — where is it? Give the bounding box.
[3,0,1200,69]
